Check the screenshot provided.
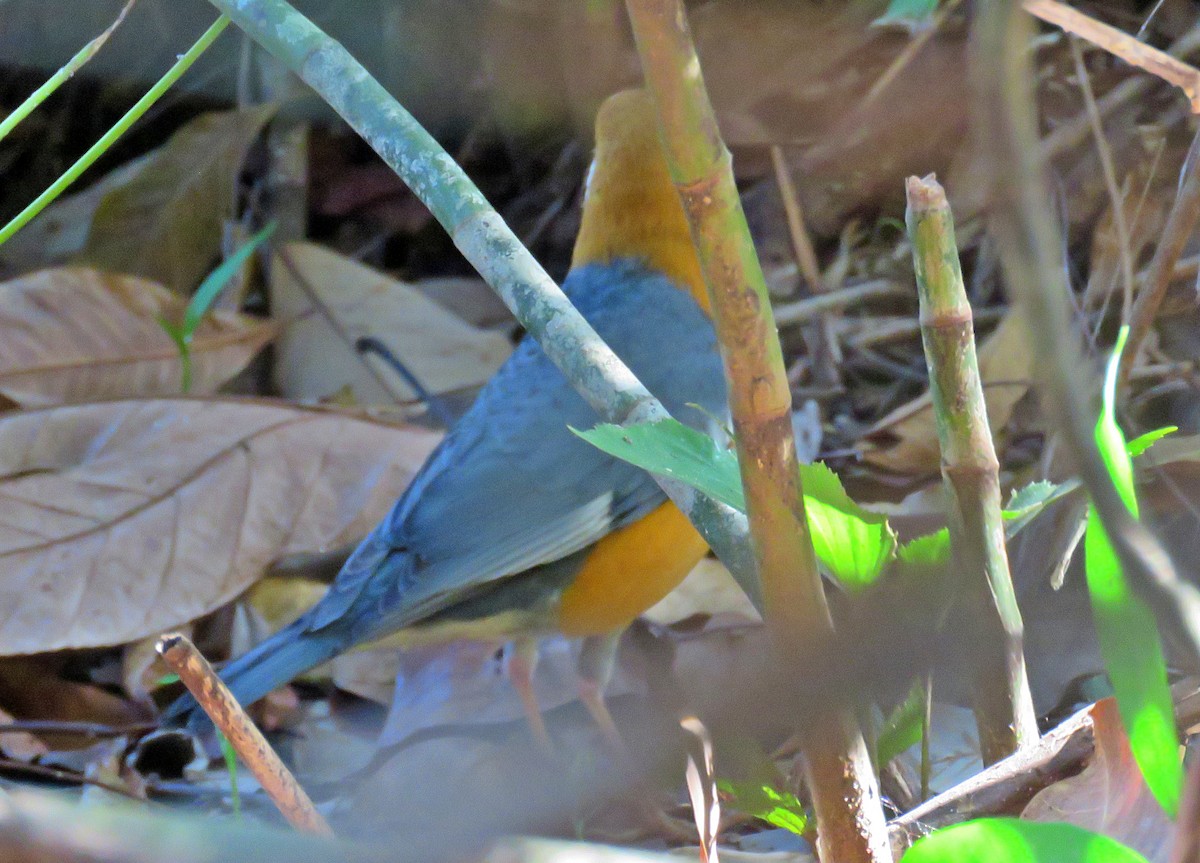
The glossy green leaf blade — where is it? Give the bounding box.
[572,419,745,511]
[1084,326,1182,816]
[575,420,897,590]
[184,221,277,336]
[1125,426,1176,459]
[877,681,925,767]
[902,818,1149,863]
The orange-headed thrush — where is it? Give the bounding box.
[165,89,726,742]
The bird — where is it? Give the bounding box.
[163,88,727,746]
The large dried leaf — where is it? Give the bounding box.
[81,105,276,294]
[0,268,277,406]
[0,399,442,653]
[861,310,1032,475]
[271,242,512,404]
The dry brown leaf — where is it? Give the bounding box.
[0,268,277,406]
[81,105,277,294]
[0,398,441,654]
[1023,697,1174,862]
[0,156,151,274]
[271,242,512,404]
[0,657,150,730]
[860,310,1032,475]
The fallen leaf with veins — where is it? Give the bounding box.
[0,399,441,653]
[0,268,276,406]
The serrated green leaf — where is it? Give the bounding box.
[799,461,896,590]
[898,528,950,566]
[877,681,926,767]
[717,779,807,835]
[1084,326,1182,816]
[902,818,1149,863]
[1126,426,1176,458]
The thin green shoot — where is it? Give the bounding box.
[0,0,138,147]
[216,730,241,819]
[160,221,276,393]
[0,15,231,248]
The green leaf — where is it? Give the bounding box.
[184,221,277,338]
[898,528,950,566]
[873,0,940,32]
[877,682,926,767]
[717,779,807,835]
[575,420,897,590]
[572,419,744,511]
[1126,426,1176,459]
[799,461,896,590]
[216,730,241,819]
[1084,326,1182,816]
[902,818,1149,863]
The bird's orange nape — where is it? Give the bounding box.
[557,500,710,637]
[570,90,711,316]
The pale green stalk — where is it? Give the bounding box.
[0,16,231,248]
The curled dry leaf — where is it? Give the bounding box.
[271,242,512,405]
[0,398,441,654]
[0,268,277,406]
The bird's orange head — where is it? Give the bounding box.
[571,89,710,315]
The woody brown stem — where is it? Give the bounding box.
[624,1,889,860]
[156,633,332,836]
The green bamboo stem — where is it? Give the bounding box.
[971,1,1200,662]
[623,1,889,860]
[905,175,1038,764]
[0,15,230,248]
[200,0,757,604]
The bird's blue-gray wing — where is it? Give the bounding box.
[310,260,728,637]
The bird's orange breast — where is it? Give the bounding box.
[556,500,710,637]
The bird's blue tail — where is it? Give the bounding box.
[160,614,347,728]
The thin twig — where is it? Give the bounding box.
[1120,127,1200,386]
[0,720,155,739]
[1024,0,1200,112]
[273,244,408,404]
[773,280,899,326]
[769,146,824,294]
[1069,36,1135,320]
[0,757,145,801]
[156,633,333,836]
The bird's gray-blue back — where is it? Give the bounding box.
[311,260,727,634]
